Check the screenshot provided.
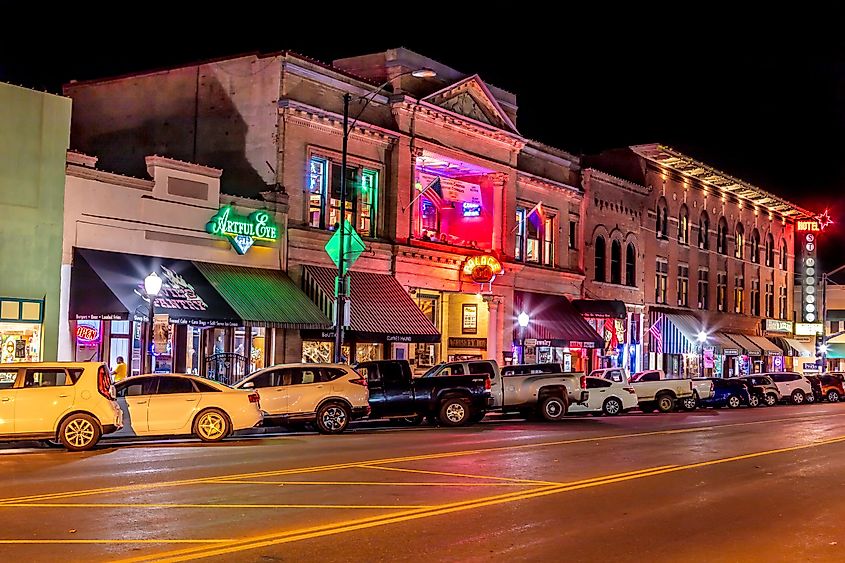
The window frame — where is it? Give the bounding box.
[678,264,689,307]
[307,153,381,238]
[625,243,636,287]
[610,239,622,284]
[697,268,709,310]
[595,236,607,282]
[678,204,689,245]
[655,259,668,304]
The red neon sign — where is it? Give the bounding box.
[76,324,99,343]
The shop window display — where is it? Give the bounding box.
[0,322,41,363]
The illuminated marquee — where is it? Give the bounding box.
[206,206,279,255]
[797,220,820,232]
[463,255,503,284]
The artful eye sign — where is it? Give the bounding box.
[206,206,279,254]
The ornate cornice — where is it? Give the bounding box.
[279,99,399,146]
[517,171,581,195]
[583,168,651,196]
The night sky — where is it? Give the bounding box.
[2,16,843,269]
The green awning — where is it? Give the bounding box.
[827,344,845,359]
[194,262,331,329]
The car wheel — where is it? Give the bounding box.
[538,396,567,421]
[193,409,230,442]
[765,393,778,407]
[791,390,806,405]
[748,394,760,408]
[603,397,623,416]
[655,394,675,413]
[58,413,101,451]
[316,402,350,434]
[640,402,656,413]
[827,390,840,403]
[806,392,816,404]
[438,397,471,426]
[681,394,698,411]
[727,394,741,409]
[398,415,424,426]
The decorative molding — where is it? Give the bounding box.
[145,155,222,179]
[420,74,519,134]
[518,171,581,195]
[66,164,154,191]
[583,168,651,196]
[395,100,525,150]
[279,99,399,146]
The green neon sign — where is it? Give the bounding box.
[206,205,279,255]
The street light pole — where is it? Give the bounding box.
[144,272,162,374]
[697,331,708,378]
[331,68,437,364]
[518,312,530,364]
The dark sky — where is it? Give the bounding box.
[2,14,844,268]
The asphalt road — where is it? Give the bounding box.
[3,403,845,562]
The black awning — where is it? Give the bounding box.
[70,248,241,326]
[513,291,603,348]
[571,299,628,319]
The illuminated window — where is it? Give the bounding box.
[655,259,668,304]
[516,205,554,265]
[678,265,689,307]
[717,272,727,312]
[717,217,728,255]
[595,236,606,282]
[308,155,379,237]
[697,268,709,309]
[735,224,745,259]
[421,199,439,234]
[656,198,668,239]
[699,212,710,249]
[308,157,327,228]
[526,214,540,263]
[543,217,554,266]
[679,205,689,245]
[625,243,636,287]
[610,240,622,284]
[765,233,774,267]
[750,229,760,263]
[515,208,525,261]
[765,282,774,317]
[750,279,760,316]
[734,275,745,314]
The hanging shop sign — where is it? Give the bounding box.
[703,347,715,369]
[75,321,101,343]
[462,255,503,284]
[795,322,824,336]
[448,337,488,349]
[206,205,280,255]
[763,319,793,334]
[153,314,171,354]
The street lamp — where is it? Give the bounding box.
[333,67,437,363]
[696,331,708,377]
[144,272,162,374]
[518,312,530,364]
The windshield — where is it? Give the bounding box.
[421,364,445,378]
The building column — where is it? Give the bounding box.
[490,173,507,253]
[484,295,504,365]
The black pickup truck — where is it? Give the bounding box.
[355,360,493,426]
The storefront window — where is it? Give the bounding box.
[308,155,379,237]
[303,341,332,363]
[356,343,383,363]
[75,320,102,362]
[1,322,42,363]
[109,321,130,374]
[251,328,266,372]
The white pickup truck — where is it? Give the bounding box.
[591,368,695,413]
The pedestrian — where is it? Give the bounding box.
[112,356,128,383]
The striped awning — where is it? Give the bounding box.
[302,266,440,343]
[661,314,700,355]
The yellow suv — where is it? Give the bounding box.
[0,362,123,451]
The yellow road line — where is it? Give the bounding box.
[1,503,433,510]
[113,436,845,562]
[206,480,531,487]
[0,540,233,544]
[2,411,842,506]
[358,464,559,485]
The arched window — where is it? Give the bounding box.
[780,239,788,270]
[610,240,622,284]
[699,211,710,250]
[750,229,760,263]
[656,197,668,239]
[735,224,745,259]
[625,243,636,287]
[717,216,728,254]
[595,236,606,282]
[765,233,775,267]
[678,204,689,245]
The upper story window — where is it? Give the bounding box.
[677,264,689,307]
[699,211,710,250]
[735,223,745,260]
[625,243,636,287]
[594,235,606,282]
[717,272,727,312]
[610,240,622,284]
[655,260,668,304]
[765,232,775,267]
[678,204,689,245]
[750,229,761,263]
[697,268,709,310]
[780,238,788,270]
[717,216,728,255]
[568,219,577,250]
[516,205,555,266]
[308,155,379,237]
[656,197,669,239]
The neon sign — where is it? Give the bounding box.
[463,255,503,283]
[206,206,279,255]
[797,220,820,232]
[462,202,482,217]
[76,322,100,343]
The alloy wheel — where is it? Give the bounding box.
[198,412,226,440]
[446,402,466,423]
[765,394,777,406]
[65,418,95,449]
[604,398,621,415]
[828,391,839,403]
[322,406,347,431]
[728,395,741,408]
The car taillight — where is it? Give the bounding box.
[485,377,491,391]
[97,365,112,399]
[624,387,637,394]
[248,393,260,404]
[350,377,368,387]
[580,375,587,389]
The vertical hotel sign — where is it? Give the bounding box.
[797,212,830,329]
[206,205,280,255]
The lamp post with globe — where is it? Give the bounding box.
[144,272,162,374]
[518,312,530,364]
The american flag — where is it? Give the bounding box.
[649,315,663,354]
[419,176,444,209]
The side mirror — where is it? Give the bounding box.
[242,381,255,389]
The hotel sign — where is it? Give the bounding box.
[797,220,821,232]
[206,205,279,255]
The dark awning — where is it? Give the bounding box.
[301,266,440,343]
[725,333,763,357]
[70,248,240,326]
[571,299,627,319]
[513,291,603,348]
[194,262,330,329]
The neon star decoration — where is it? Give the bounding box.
[206,206,280,254]
[816,209,833,231]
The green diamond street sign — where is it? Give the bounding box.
[325,220,366,269]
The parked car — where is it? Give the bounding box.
[820,373,845,402]
[234,363,369,434]
[113,374,262,442]
[737,375,781,407]
[424,361,587,421]
[699,378,752,409]
[683,378,715,410]
[615,370,694,413]
[0,362,122,451]
[357,360,492,426]
[762,372,815,405]
[803,375,823,404]
[588,367,628,383]
[567,376,638,416]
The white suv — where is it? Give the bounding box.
[763,372,814,405]
[234,364,369,434]
[0,362,123,451]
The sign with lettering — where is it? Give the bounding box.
[795,322,823,336]
[763,319,793,334]
[462,255,503,284]
[448,337,488,349]
[797,220,820,232]
[76,321,100,343]
[206,205,279,255]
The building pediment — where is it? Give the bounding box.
[421,74,519,134]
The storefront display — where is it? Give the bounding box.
[0,298,44,363]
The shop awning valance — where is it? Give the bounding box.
[745,335,783,356]
[301,266,440,343]
[708,332,742,356]
[194,262,330,329]
[70,248,241,326]
[778,337,815,357]
[513,291,603,348]
[571,299,627,319]
[725,333,763,357]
